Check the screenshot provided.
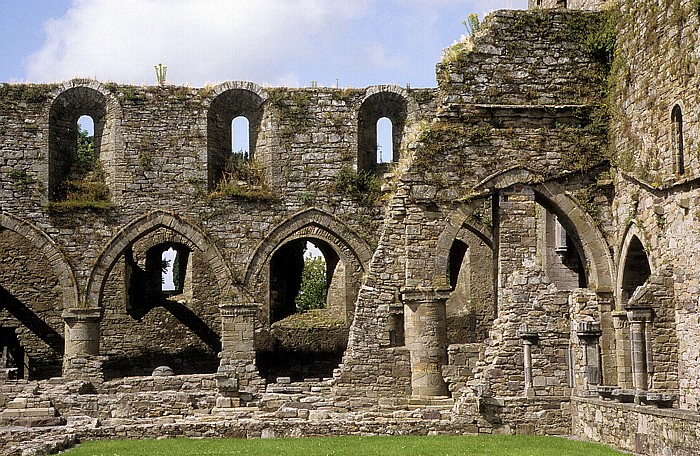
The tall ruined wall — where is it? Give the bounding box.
[608,0,700,409]
[4,5,700,455]
[336,9,613,412]
[0,79,437,380]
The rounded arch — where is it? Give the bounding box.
[0,212,79,309]
[205,82,268,190]
[244,208,372,287]
[85,210,239,308]
[357,86,413,172]
[45,79,121,202]
[204,81,269,102]
[474,169,614,292]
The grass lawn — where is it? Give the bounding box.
[63,434,625,456]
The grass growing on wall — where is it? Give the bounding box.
[333,167,382,206]
[208,152,277,202]
[63,434,625,456]
[49,124,114,212]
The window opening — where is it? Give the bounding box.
[231,116,250,161]
[376,117,393,164]
[76,115,95,177]
[621,236,652,303]
[295,241,327,312]
[161,247,178,292]
[672,105,684,175]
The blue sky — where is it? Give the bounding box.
[1,0,526,88]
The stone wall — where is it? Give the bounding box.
[606,0,700,412]
[4,4,700,456]
[573,397,700,455]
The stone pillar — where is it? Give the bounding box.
[402,288,450,398]
[216,303,263,405]
[518,325,538,397]
[626,307,652,392]
[576,321,602,393]
[612,310,633,388]
[62,308,104,382]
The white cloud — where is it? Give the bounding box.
[26,0,371,86]
[25,0,527,87]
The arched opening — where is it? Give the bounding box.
[358,91,407,173]
[49,87,112,204]
[258,238,348,382]
[620,236,651,304]
[672,104,684,176]
[376,117,393,164]
[0,230,65,380]
[268,239,339,324]
[207,88,264,191]
[536,202,587,290]
[231,116,250,161]
[444,235,495,345]
[100,232,221,380]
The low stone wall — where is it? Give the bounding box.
[572,397,700,456]
[3,414,467,456]
[455,396,571,436]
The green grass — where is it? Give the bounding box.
[63,434,624,456]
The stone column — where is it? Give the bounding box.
[62,308,104,382]
[518,325,538,397]
[402,288,450,398]
[576,321,602,394]
[216,303,263,404]
[612,310,633,388]
[626,307,652,392]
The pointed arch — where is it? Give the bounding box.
[533,182,613,292]
[617,223,654,309]
[0,212,79,309]
[244,208,372,287]
[85,210,239,308]
[434,206,493,285]
[473,168,614,292]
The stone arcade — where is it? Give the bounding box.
[2,1,700,455]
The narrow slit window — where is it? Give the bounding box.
[161,247,177,292]
[232,116,250,161]
[672,105,684,175]
[376,117,393,164]
[77,115,95,170]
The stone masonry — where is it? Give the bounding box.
[3,1,700,455]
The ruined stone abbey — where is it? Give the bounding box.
[2,0,700,454]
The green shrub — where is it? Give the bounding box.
[295,256,327,312]
[333,167,382,206]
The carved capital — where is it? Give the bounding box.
[62,307,103,323]
[220,303,258,318]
